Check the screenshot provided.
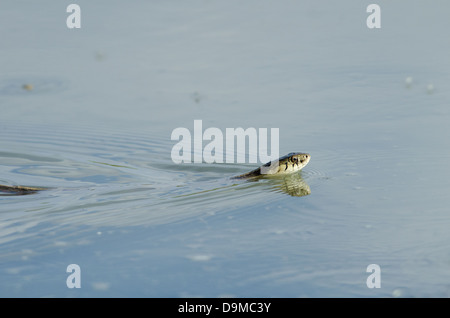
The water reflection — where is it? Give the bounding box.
[244,173,311,197]
[276,173,311,197]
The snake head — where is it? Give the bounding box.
[261,152,310,175]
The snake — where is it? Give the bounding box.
[0,152,310,196]
[232,152,310,179]
[0,185,48,195]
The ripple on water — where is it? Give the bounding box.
[0,121,316,250]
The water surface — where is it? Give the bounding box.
[1,1,450,297]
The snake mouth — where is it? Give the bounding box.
[300,153,310,165]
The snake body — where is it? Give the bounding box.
[0,185,47,195]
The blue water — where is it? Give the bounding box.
[1,1,450,297]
